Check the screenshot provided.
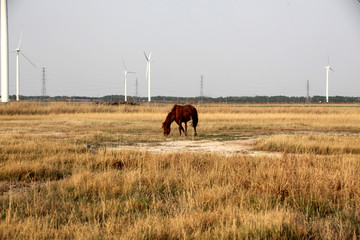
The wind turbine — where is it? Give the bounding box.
[144,52,152,102]
[1,0,9,102]
[122,60,135,102]
[324,55,334,103]
[11,29,37,101]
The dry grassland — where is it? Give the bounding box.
[0,102,359,239]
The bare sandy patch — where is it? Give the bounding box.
[112,138,281,157]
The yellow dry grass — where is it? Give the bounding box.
[0,102,359,239]
[255,134,360,154]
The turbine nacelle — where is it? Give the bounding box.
[324,65,335,72]
[124,71,136,77]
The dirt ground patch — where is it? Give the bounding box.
[112,138,281,157]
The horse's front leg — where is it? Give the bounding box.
[178,122,182,136]
[184,122,188,136]
[176,121,186,136]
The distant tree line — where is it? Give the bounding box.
[11,94,360,104]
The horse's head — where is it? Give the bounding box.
[162,122,171,136]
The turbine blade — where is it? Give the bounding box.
[128,71,136,74]
[122,59,127,71]
[143,52,149,61]
[20,51,37,68]
[148,52,152,60]
[330,68,335,72]
[18,28,24,50]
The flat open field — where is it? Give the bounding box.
[0,102,359,239]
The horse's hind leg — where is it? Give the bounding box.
[184,122,188,136]
[193,126,197,136]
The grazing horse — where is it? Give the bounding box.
[162,104,198,136]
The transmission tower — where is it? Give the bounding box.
[306,79,310,104]
[41,68,47,99]
[200,75,204,102]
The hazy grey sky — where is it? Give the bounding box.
[7,0,360,97]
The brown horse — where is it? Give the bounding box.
[162,104,198,136]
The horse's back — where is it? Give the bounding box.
[186,105,197,115]
[172,105,195,120]
[188,104,197,114]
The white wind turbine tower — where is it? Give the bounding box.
[324,55,335,103]
[1,0,9,102]
[11,29,37,101]
[144,52,152,102]
[122,60,135,102]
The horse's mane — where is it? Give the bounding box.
[171,104,178,112]
[163,105,177,127]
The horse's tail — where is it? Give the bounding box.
[191,107,198,128]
